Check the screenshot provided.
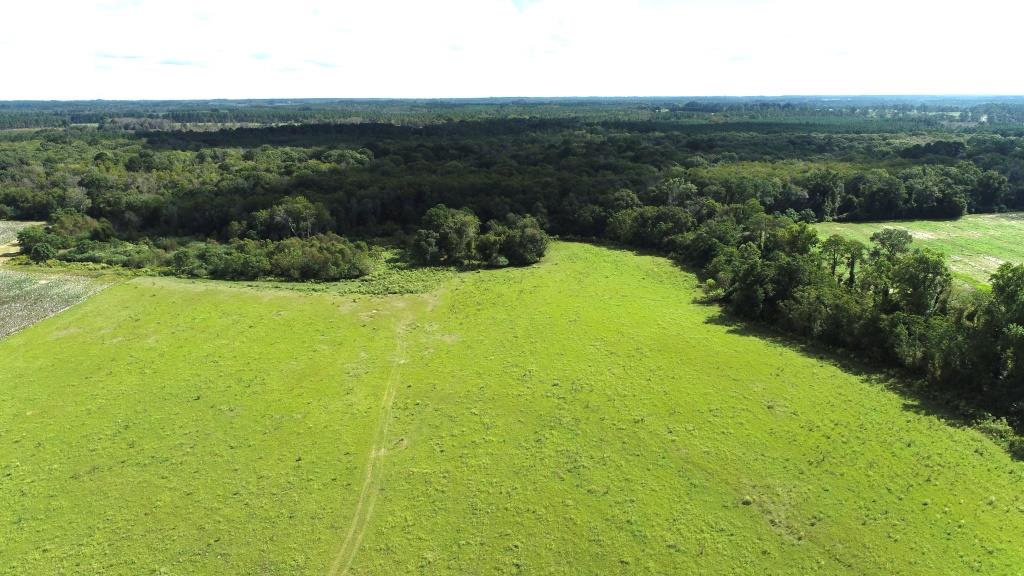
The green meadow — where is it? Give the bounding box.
[816,213,1024,286]
[2,242,1023,575]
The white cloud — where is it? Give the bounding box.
[0,0,1021,99]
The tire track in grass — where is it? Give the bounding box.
[327,317,410,576]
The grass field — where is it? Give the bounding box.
[2,242,1023,574]
[816,213,1024,286]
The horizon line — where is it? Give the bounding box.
[4,94,1024,104]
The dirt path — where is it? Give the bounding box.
[327,318,410,576]
[0,241,20,264]
[0,221,43,264]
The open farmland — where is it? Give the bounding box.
[0,269,108,338]
[2,242,1023,575]
[816,213,1024,285]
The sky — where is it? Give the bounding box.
[1,0,1021,100]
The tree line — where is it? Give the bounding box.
[3,123,1024,242]
[598,193,1024,455]
[17,202,548,281]
[6,96,1024,129]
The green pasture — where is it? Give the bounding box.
[816,213,1024,286]
[1,242,1022,575]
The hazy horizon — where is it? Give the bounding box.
[4,95,1024,104]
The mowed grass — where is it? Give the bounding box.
[816,213,1024,285]
[2,242,1024,575]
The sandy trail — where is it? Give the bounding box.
[0,241,20,264]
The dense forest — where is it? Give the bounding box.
[3,98,1024,451]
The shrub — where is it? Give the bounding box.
[29,242,56,262]
[169,234,372,281]
[476,223,509,267]
[270,234,372,280]
[411,204,480,265]
[500,214,548,266]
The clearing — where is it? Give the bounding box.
[1,242,1023,575]
[816,212,1024,286]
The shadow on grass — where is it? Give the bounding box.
[580,238,1024,462]
[702,310,1024,462]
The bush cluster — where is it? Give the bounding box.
[410,204,549,267]
[17,211,372,281]
[171,234,372,281]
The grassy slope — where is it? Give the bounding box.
[2,242,1023,575]
[816,213,1024,286]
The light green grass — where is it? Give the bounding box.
[1,279,419,574]
[2,242,1023,575]
[816,213,1024,285]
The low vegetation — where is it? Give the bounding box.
[233,248,457,296]
[5,99,1024,448]
[2,243,1023,574]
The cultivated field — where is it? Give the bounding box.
[1,242,1023,574]
[0,269,108,338]
[816,213,1024,285]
